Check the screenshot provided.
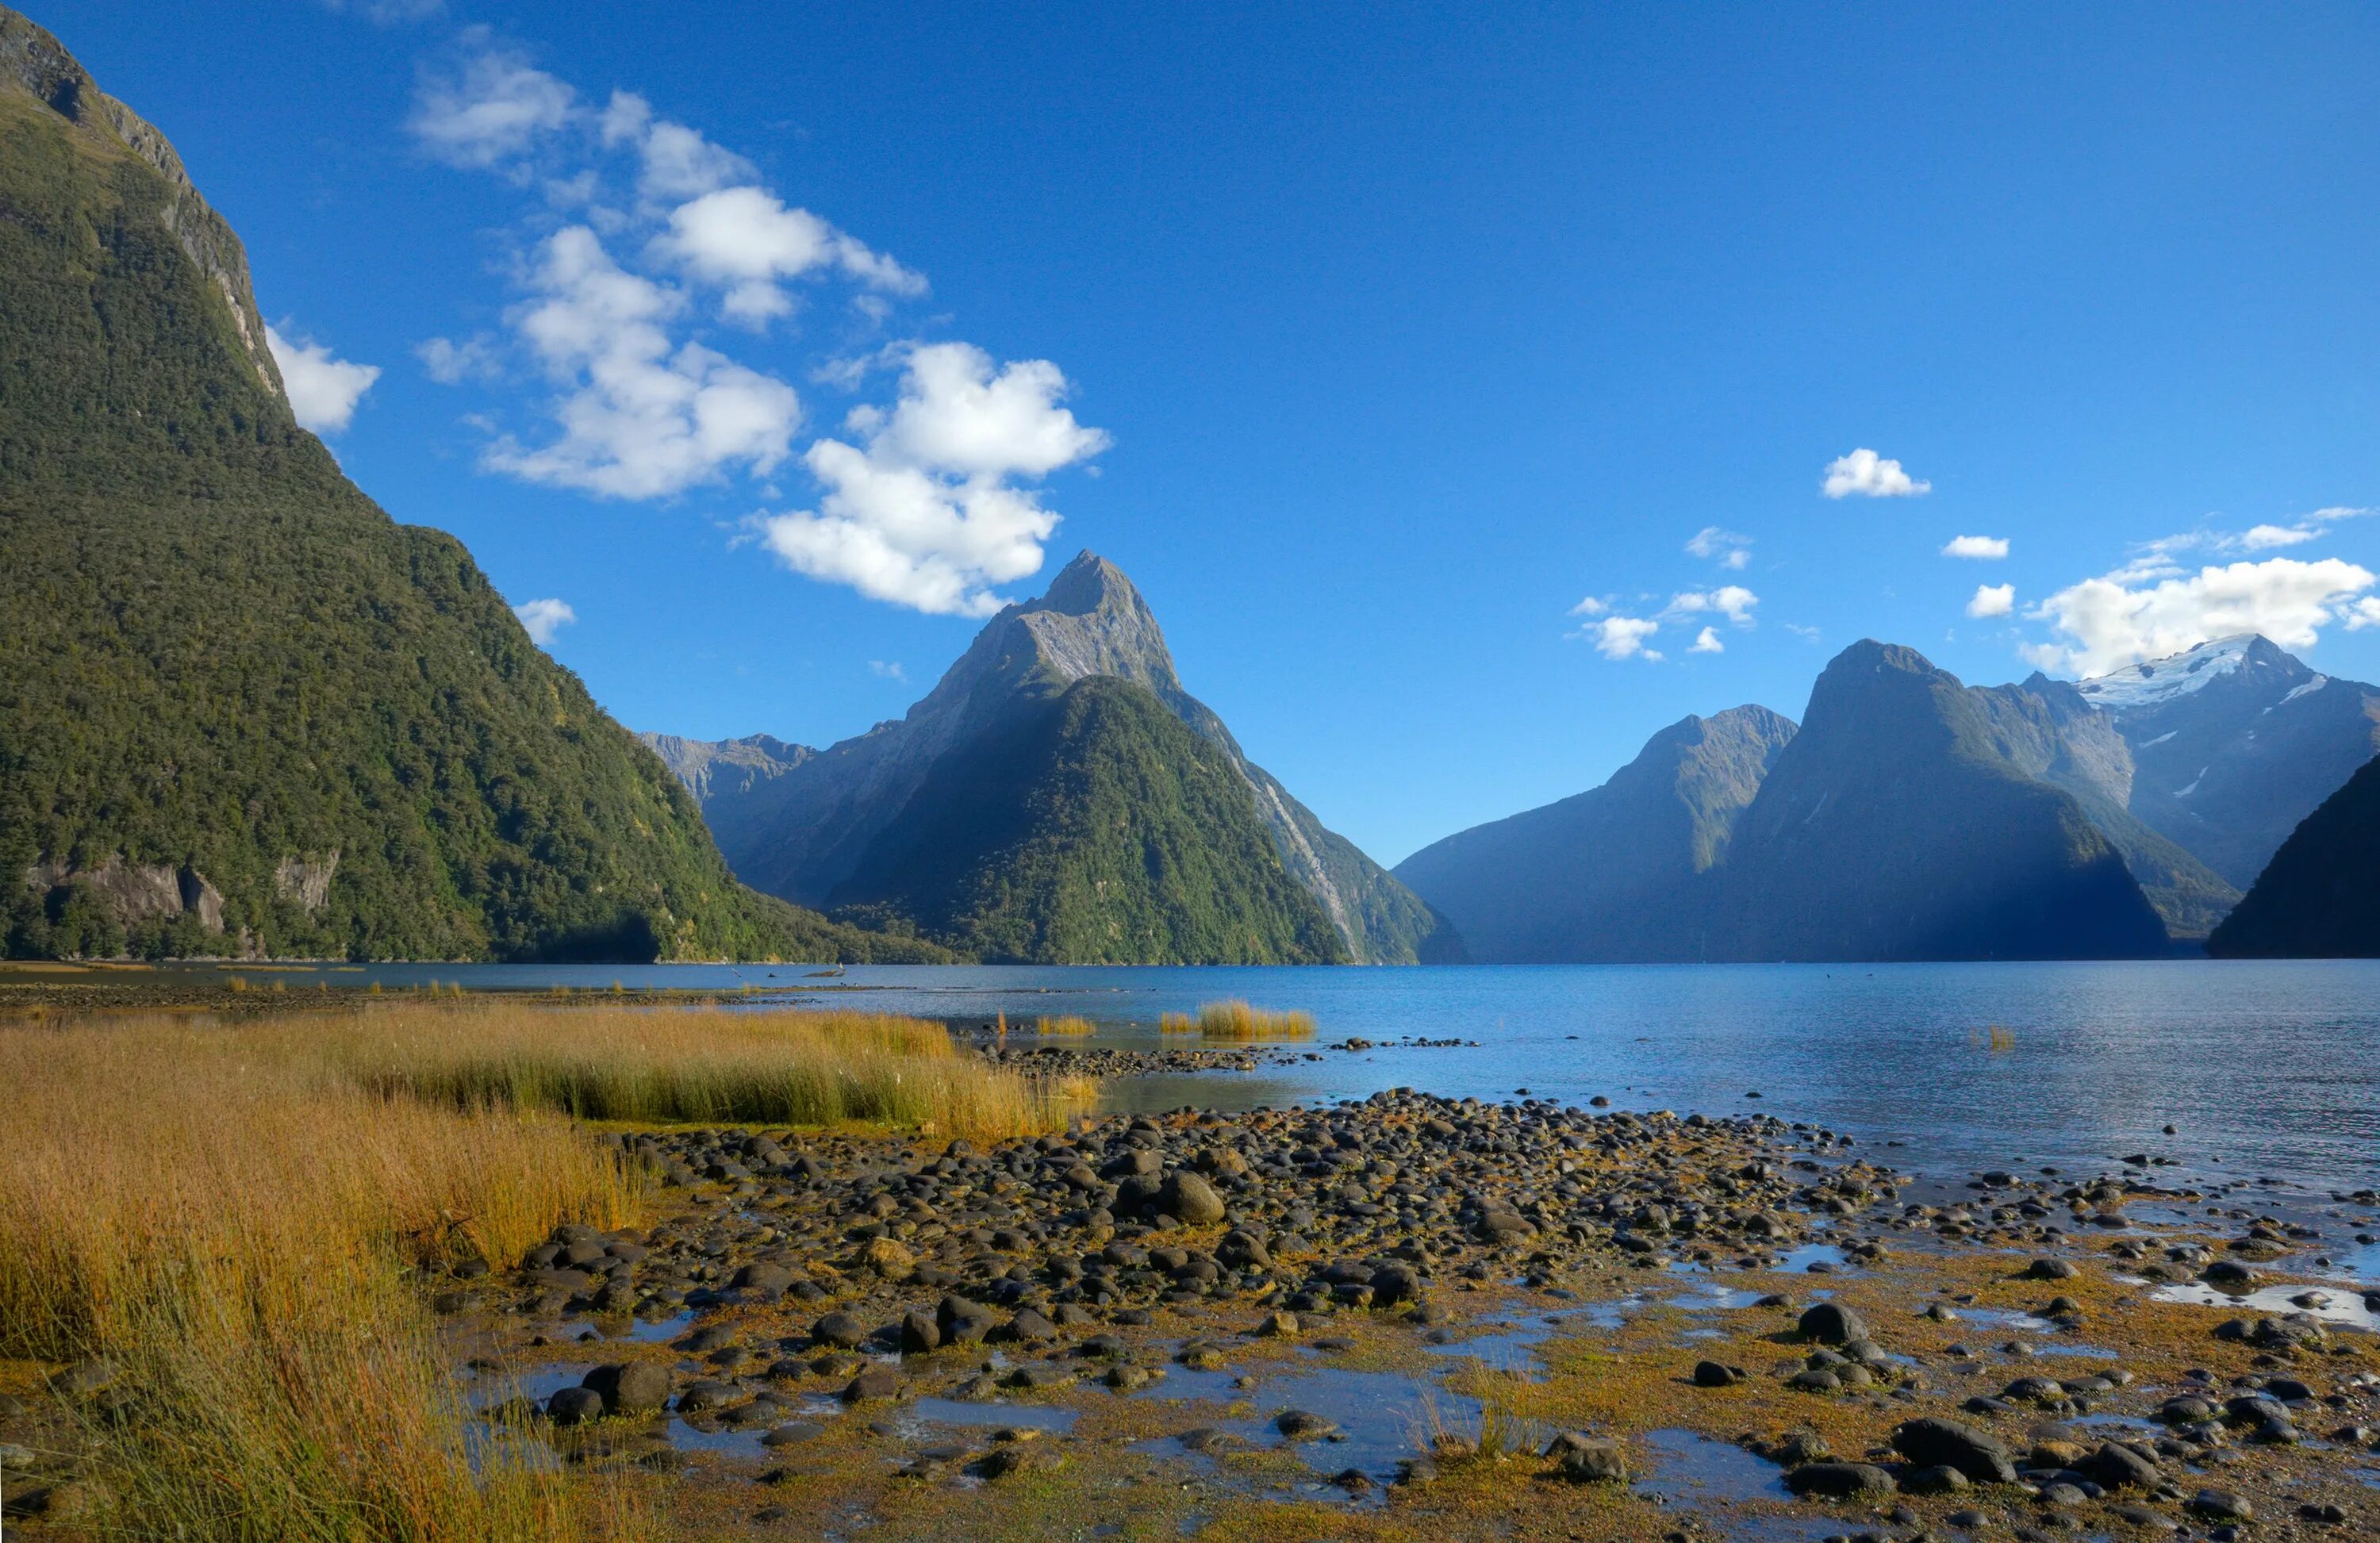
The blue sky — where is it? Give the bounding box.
[44,1,2380,862]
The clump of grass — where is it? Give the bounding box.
[1035,1014,1097,1037]
[1972,1024,2017,1052]
[1410,1389,1549,1468]
[344,1001,1077,1138]
[1162,999,1316,1040]
[0,1012,643,1539]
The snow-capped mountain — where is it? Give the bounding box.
[2074,635,2380,889]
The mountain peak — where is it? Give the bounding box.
[1030,550,1138,616]
[2075,634,2297,712]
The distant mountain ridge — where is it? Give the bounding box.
[654,552,1460,965]
[1394,706,1795,962]
[1701,641,2170,961]
[0,9,934,963]
[1400,633,2378,962]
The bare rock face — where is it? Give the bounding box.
[21,857,228,944]
[272,852,340,913]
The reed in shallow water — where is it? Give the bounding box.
[1160,999,1318,1039]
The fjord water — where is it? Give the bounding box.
[133,959,2380,1191]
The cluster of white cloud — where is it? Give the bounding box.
[406,35,1101,612]
[511,596,576,645]
[1822,447,1929,499]
[265,325,381,434]
[1966,583,2014,619]
[1569,583,1759,662]
[1684,526,1752,570]
[481,227,801,498]
[2011,509,2378,674]
[1942,534,2008,559]
[2025,557,2375,676]
[755,344,1110,616]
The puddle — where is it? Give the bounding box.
[551,1312,697,1345]
[1148,1365,1480,1492]
[1132,1367,1246,1403]
[1677,1284,1769,1311]
[1422,1318,1556,1377]
[1574,1296,1645,1330]
[2302,1240,2380,1286]
[904,1398,1079,1434]
[467,1361,592,1412]
[1776,1243,1849,1273]
[2152,1281,2378,1330]
[1631,1429,1842,1541]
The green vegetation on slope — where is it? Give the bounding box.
[829,677,1349,964]
[0,70,937,963]
[2208,754,2380,958]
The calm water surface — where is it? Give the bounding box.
[71,959,2380,1191]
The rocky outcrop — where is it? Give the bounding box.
[272,851,339,913]
[24,857,226,938]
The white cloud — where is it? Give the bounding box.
[2344,597,2380,631]
[657,186,924,327]
[1568,596,1609,617]
[1689,625,1723,654]
[1664,585,1758,627]
[595,92,756,202]
[1784,623,1821,642]
[1966,582,2015,619]
[1822,447,1930,498]
[416,333,500,384]
[482,226,801,498]
[2028,556,2376,675]
[1942,534,2009,560]
[1685,526,1752,570]
[321,0,444,22]
[1586,616,1662,661]
[756,343,1108,616]
[512,597,575,645]
[408,34,574,168]
[2238,522,2320,551]
[867,659,908,681]
[265,325,380,434]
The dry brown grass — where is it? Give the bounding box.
[1034,1013,1097,1036]
[1161,999,1318,1040]
[0,1000,1083,1538]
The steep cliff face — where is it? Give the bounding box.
[658,552,1460,963]
[1,11,282,395]
[1395,706,1796,962]
[0,10,936,962]
[2208,751,2380,958]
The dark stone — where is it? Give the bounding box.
[582,1361,672,1415]
[1798,1301,1868,1344]
[1890,1416,2018,1484]
[545,1385,605,1425]
[1783,1461,1896,1497]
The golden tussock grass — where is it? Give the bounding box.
[1034,1013,1097,1036]
[0,1010,645,1539]
[1161,999,1317,1040]
[0,1000,1080,1539]
[344,1000,1075,1138]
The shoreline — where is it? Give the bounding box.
[26,1077,2370,1539]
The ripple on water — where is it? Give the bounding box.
[902,1397,1079,1434]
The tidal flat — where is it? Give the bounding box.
[3,1000,2378,1541]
